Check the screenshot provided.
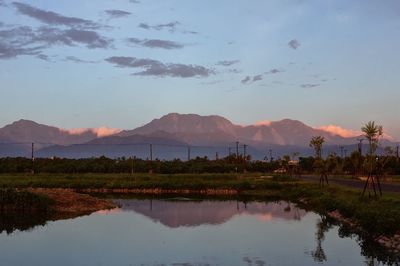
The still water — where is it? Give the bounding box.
[0,199,396,266]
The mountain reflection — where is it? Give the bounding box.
[111,199,307,228]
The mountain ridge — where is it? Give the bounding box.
[1,113,393,159]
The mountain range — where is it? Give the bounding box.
[0,113,391,159]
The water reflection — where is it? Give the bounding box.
[110,199,307,228]
[1,198,400,265]
[311,216,332,263]
[0,212,49,235]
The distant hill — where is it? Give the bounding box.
[0,113,395,159]
[118,113,356,146]
[0,119,97,145]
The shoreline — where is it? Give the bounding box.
[29,188,117,220]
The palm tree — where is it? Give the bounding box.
[309,136,328,186]
[361,121,383,196]
[309,136,325,159]
[362,121,383,159]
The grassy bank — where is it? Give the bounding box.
[0,188,53,213]
[2,173,400,237]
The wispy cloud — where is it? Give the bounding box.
[12,2,100,29]
[105,56,214,78]
[252,74,263,82]
[127,38,184,49]
[265,68,283,75]
[64,56,97,64]
[0,25,112,59]
[288,39,300,49]
[105,9,132,19]
[36,53,50,61]
[199,80,224,85]
[241,76,251,84]
[138,21,180,32]
[216,60,239,66]
[228,68,241,74]
[138,21,197,34]
[300,83,320,88]
[0,42,42,59]
[241,74,263,84]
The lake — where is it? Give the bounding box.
[0,198,396,266]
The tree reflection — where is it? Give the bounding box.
[311,215,332,263]
[0,212,49,234]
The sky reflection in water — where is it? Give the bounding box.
[0,199,387,266]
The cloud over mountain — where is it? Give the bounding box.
[317,125,361,138]
[60,127,122,137]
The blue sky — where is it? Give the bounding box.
[1,0,399,140]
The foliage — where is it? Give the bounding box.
[309,136,325,159]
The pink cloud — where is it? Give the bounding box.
[254,120,272,126]
[60,127,121,137]
[317,124,361,138]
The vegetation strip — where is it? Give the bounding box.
[2,173,400,255]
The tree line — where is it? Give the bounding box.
[0,152,399,175]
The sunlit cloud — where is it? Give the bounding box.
[317,125,361,138]
[255,120,272,127]
[60,127,122,137]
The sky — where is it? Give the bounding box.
[1,0,400,140]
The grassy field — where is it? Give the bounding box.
[0,173,269,190]
[1,173,400,237]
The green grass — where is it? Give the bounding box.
[0,173,269,190]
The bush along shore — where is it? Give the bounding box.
[1,173,400,258]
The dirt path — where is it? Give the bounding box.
[300,175,400,193]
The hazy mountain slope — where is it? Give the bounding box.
[0,119,97,144]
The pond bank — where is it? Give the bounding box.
[29,188,116,219]
[74,187,238,195]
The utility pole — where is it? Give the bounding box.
[149,144,153,174]
[243,144,247,173]
[187,146,191,161]
[269,149,273,162]
[236,141,239,158]
[131,156,134,175]
[215,152,219,160]
[31,142,35,174]
[357,138,364,155]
